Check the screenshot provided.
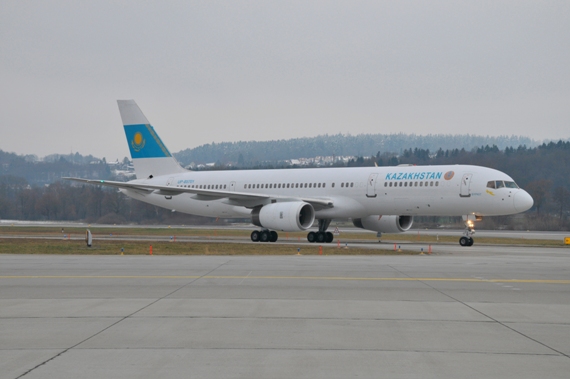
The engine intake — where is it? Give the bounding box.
[353,215,413,233]
[252,202,315,232]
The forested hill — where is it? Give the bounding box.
[174,133,537,165]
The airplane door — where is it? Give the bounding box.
[367,173,378,198]
[229,181,236,191]
[166,177,175,186]
[460,173,472,198]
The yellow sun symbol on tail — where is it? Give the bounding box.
[131,132,145,152]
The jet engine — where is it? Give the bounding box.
[252,202,315,232]
[353,215,413,233]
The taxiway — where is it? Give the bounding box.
[1,248,569,378]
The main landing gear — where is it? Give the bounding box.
[307,219,334,243]
[459,215,478,246]
[250,230,278,243]
[250,219,335,244]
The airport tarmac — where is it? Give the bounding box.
[1,250,569,378]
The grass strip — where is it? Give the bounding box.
[1,226,567,247]
[0,238,416,256]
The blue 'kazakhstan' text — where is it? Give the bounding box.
[385,172,442,180]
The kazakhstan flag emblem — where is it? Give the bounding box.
[131,132,146,152]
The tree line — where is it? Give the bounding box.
[174,133,537,166]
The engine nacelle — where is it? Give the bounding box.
[252,202,315,232]
[353,215,413,233]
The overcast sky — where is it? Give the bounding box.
[1,1,568,160]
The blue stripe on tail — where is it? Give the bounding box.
[124,124,172,159]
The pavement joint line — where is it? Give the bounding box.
[0,346,564,356]
[387,266,570,360]
[1,275,569,284]
[13,260,231,379]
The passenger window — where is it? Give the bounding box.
[332,183,335,188]
[341,183,344,188]
[350,183,354,187]
[419,182,423,187]
[435,182,439,187]
[323,183,326,188]
[309,183,312,188]
[404,182,408,187]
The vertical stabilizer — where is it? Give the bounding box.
[118,100,186,179]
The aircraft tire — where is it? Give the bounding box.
[316,232,326,243]
[270,231,278,242]
[325,232,334,243]
[260,231,270,242]
[307,232,316,243]
[459,236,470,246]
[468,237,474,246]
[251,230,260,242]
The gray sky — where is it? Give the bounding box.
[1,1,569,160]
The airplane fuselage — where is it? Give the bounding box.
[121,164,529,219]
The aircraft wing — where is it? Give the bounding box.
[63,178,334,209]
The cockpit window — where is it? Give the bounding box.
[487,180,519,189]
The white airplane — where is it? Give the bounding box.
[65,100,534,246]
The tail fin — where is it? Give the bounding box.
[118,100,186,179]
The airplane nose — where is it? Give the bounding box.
[514,190,533,212]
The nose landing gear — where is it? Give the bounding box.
[459,215,480,246]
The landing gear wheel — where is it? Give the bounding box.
[316,232,326,243]
[270,231,278,242]
[461,215,478,247]
[260,230,270,242]
[325,232,334,243]
[459,236,472,246]
[251,230,260,242]
[307,231,316,243]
